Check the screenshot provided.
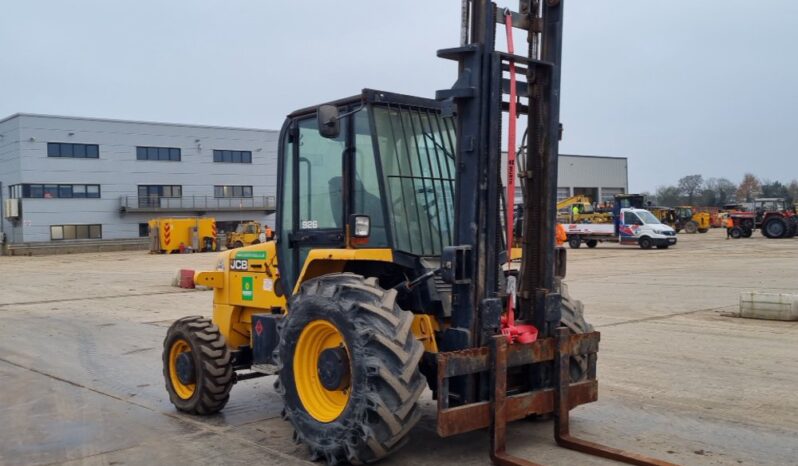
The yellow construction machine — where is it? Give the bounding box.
[225,221,273,249]
[161,2,672,465]
[674,206,710,233]
[148,217,217,254]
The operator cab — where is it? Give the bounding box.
[276,89,457,292]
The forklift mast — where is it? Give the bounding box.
[437,0,564,350]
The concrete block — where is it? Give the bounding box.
[739,292,798,321]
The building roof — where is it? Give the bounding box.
[0,112,276,133]
[559,153,627,161]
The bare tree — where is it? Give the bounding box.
[655,185,682,207]
[787,180,798,204]
[678,174,703,205]
[736,173,762,202]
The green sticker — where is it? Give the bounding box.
[242,276,254,301]
[235,250,267,260]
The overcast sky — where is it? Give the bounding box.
[2,1,797,192]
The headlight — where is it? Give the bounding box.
[350,215,371,238]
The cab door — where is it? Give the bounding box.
[277,114,349,293]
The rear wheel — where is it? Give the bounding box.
[763,218,787,239]
[684,221,698,234]
[585,239,598,248]
[639,236,653,249]
[568,236,581,249]
[276,274,425,465]
[162,316,234,414]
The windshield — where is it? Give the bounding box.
[636,210,662,225]
[372,105,456,256]
[235,224,245,233]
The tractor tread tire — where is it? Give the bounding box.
[276,273,425,465]
[762,218,787,239]
[162,316,234,415]
[557,280,593,382]
[684,221,698,234]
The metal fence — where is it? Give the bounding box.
[120,195,276,213]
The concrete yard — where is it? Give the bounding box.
[1,230,796,466]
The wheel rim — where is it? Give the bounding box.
[169,339,196,400]
[294,320,351,423]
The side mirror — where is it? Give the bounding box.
[317,105,340,139]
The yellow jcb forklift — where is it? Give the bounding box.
[161,2,673,465]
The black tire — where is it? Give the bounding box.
[741,218,755,229]
[558,280,593,382]
[233,241,244,249]
[684,221,698,234]
[276,274,425,465]
[730,227,743,239]
[786,221,797,238]
[742,227,753,238]
[762,218,787,239]
[568,236,581,249]
[639,236,653,249]
[585,239,598,248]
[162,316,234,415]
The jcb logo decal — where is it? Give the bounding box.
[230,259,249,270]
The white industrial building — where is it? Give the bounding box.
[0,113,278,253]
[506,153,628,205]
[556,154,628,204]
[0,112,627,254]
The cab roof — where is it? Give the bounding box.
[287,89,443,119]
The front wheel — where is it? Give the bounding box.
[730,227,743,239]
[684,221,698,234]
[568,236,581,249]
[742,227,753,238]
[162,316,234,414]
[276,274,425,465]
[639,237,653,249]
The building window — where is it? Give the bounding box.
[8,185,22,199]
[214,185,253,198]
[136,146,181,161]
[50,224,102,240]
[213,150,252,163]
[139,223,150,237]
[47,142,99,158]
[14,184,101,199]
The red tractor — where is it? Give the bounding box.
[754,198,797,239]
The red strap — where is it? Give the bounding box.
[500,11,536,344]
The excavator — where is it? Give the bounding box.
[161,2,674,465]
